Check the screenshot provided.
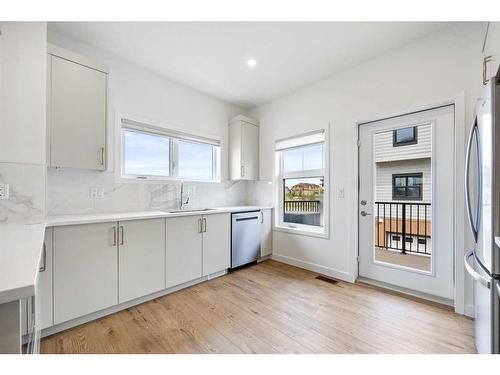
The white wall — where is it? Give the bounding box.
[248,23,484,312]
[0,22,46,222]
[46,31,249,215]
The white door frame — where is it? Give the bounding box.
[352,92,467,314]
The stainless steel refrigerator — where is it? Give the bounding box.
[464,68,500,354]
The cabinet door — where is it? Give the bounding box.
[53,223,118,324]
[39,228,53,330]
[166,216,202,288]
[241,122,259,180]
[118,219,166,303]
[50,55,107,170]
[202,213,230,275]
[260,209,273,257]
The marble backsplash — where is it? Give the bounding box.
[46,167,250,216]
[0,162,46,223]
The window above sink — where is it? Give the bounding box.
[116,114,222,183]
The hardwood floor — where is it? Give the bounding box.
[41,260,475,354]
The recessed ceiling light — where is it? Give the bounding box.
[247,58,257,68]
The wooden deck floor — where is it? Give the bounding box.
[41,260,475,354]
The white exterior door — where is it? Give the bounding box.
[358,105,455,300]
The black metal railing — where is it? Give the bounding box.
[284,200,320,213]
[374,201,431,255]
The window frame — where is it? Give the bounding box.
[393,126,418,147]
[274,129,329,239]
[392,172,423,201]
[115,114,222,183]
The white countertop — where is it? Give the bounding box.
[0,222,46,304]
[0,206,272,304]
[46,206,271,226]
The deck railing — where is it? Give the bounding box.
[284,200,320,213]
[374,201,431,255]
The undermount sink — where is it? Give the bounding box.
[165,208,216,214]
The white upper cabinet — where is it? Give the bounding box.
[118,219,166,303]
[483,23,500,82]
[229,115,259,180]
[48,45,108,170]
[202,213,231,275]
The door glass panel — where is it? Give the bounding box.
[374,124,432,273]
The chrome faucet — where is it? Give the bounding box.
[179,181,189,210]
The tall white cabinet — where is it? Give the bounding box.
[47,45,108,170]
[229,115,259,180]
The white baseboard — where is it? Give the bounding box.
[271,253,354,282]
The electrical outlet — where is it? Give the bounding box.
[89,187,105,199]
[0,184,9,200]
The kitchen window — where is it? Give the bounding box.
[275,130,329,237]
[119,117,221,182]
[392,173,423,200]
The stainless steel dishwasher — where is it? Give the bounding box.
[231,211,261,268]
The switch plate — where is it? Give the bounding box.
[89,187,105,199]
[0,184,9,200]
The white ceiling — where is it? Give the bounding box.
[48,22,456,109]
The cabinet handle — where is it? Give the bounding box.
[198,218,203,233]
[241,165,244,177]
[119,226,124,245]
[100,147,105,166]
[260,211,264,223]
[203,218,207,232]
[483,55,493,85]
[39,243,46,272]
[112,227,117,246]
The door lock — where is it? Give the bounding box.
[360,200,367,206]
[360,211,371,217]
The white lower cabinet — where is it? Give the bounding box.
[260,209,273,257]
[166,216,203,288]
[46,211,238,330]
[53,223,118,325]
[202,213,230,276]
[39,228,53,330]
[118,219,166,303]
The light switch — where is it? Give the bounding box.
[0,184,9,200]
[338,188,345,199]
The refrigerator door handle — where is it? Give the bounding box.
[464,250,491,289]
[465,120,480,243]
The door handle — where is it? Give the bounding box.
[241,165,245,177]
[119,226,124,245]
[198,218,203,233]
[465,121,480,243]
[100,147,105,166]
[483,55,493,85]
[464,250,491,289]
[112,226,117,246]
[360,211,371,217]
[39,243,46,272]
[202,218,207,233]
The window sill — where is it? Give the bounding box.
[273,225,329,239]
